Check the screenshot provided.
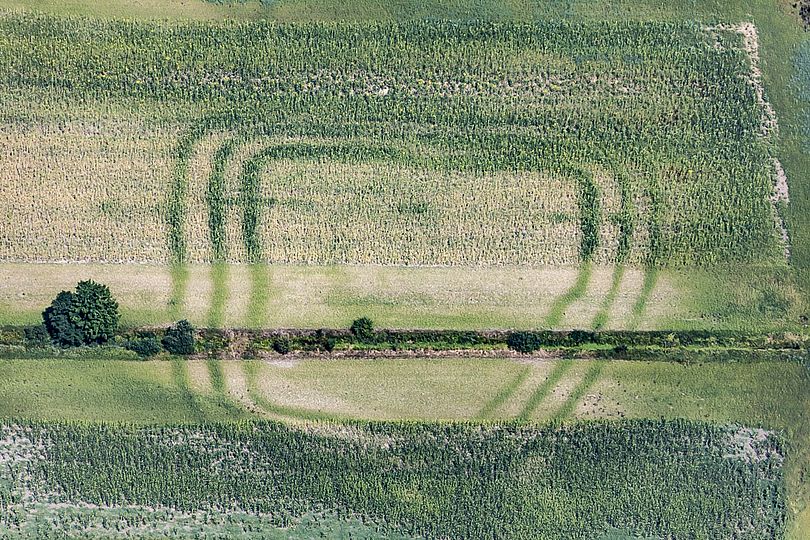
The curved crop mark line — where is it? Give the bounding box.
[517,360,573,422]
[207,138,239,262]
[204,359,252,418]
[170,357,206,423]
[545,262,593,328]
[591,265,625,331]
[241,361,338,422]
[552,361,605,422]
[246,263,271,328]
[575,168,601,262]
[238,141,402,265]
[474,367,530,420]
[168,126,209,265]
[628,268,659,330]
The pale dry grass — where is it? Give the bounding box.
[185,360,213,395]
[0,123,174,263]
[0,262,676,329]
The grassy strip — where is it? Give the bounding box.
[628,268,659,330]
[207,263,228,328]
[168,263,190,321]
[246,263,271,328]
[516,360,573,422]
[474,366,529,420]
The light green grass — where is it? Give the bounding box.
[0,359,255,423]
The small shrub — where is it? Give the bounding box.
[23,324,51,347]
[350,317,374,342]
[272,337,291,355]
[507,331,542,354]
[162,320,195,355]
[125,337,162,358]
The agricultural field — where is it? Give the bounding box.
[0,418,787,539]
[0,0,806,330]
[0,357,807,537]
[0,0,809,538]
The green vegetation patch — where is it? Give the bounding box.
[0,419,787,539]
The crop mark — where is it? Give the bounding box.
[207,138,239,262]
[207,263,228,328]
[552,361,605,422]
[591,265,625,330]
[168,263,189,321]
[246,264,271,328]
[474,367,530,420]
[517,360,573,422]
[241,361,336,422]
[170,357,206,423]
[628,268,658,330]
[575,168,601,262]
[204,359,252,418]
[545,262,593,328]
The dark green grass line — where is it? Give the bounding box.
[614,167,635,264]
[474,367,530,420]
[170,357,206,423]
[552,361,605,422]
[591,265,625,331]
[645,171,664,267]
[246,263,271,328]
[207,263,228,328]
[241,361,337,422]
[545,262,593,328]
[517,360,573,423]
[168,263,189,321]
[208,138,238,262]
[204,358,253,418]
[576,168,601,262]
[628,268,659,330]
[168,126,207,265]
[240,150,269,264]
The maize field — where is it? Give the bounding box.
[0,419,787,538]
[0,14,789,268]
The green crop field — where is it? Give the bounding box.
[0,0,809,538]
[0,418,786,539]
[0,0,806,331]
[0,357,807,537]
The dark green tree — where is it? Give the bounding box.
[350,317,374,342]
[162,320,196,355]
[42,281,120,347]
